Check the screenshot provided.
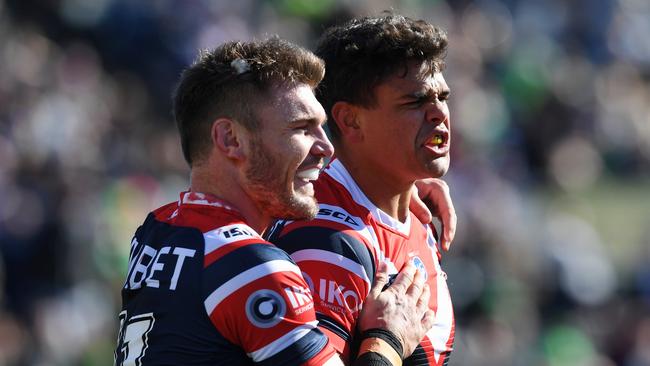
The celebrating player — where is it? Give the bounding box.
[269,14,456,365]
[114,38,436,366]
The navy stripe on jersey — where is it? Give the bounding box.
[315,312,351,342]
[265,220,287,242]
[256,327,328,366]
[404,341,452,365]
[203,243,295,291]
[406,344,430,366]
[274,226,375,284]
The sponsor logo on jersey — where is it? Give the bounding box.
[316,204,362,229]
[302,272,361,314]
[245,289,287,328]
[283,285,315,315]
[205,224,260,255]
[124,238,196,291]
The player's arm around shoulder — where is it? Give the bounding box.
[201,238,336,366]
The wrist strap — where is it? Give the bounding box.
[353,350,394,366]
[357,329,403,366]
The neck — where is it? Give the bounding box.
[335,148,413,223]
[190,162,271,234]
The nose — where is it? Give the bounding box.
[311,125,335,159]
[425,101,449,127]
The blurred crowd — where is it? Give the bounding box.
[0,0,649,365]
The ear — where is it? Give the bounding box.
[211,118,246,161]
[331,101,363,142]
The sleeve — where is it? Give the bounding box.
[272,223,376,363]
[202,240,336,366]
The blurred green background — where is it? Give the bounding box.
[0,0,648,365]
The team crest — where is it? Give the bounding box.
[412,256,428,280]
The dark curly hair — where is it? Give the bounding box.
[315,13,448,142]
[173,38,325,166]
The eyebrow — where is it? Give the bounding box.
[401,88,451,101]
[288,116,326,126]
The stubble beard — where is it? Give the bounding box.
[245,137,318,221]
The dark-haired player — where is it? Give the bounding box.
[270,14,456,366]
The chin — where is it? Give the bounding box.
[291,195,319,220]
[271,193,318,221]
[426,158,450,178]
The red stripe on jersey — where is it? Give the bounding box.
[152,201,179,223]
[203,238,267,268]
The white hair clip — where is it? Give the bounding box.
[230,58,250,75]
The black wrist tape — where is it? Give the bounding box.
[360,328,403,359]
[353,351,393,366]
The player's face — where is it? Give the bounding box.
[357,61,451,181]
[243,83,333,220]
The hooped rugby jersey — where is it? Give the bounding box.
[268,159,455,366]
[114,191,336,366]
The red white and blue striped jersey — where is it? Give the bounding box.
[268,159,455,366]
[114,191,336,366]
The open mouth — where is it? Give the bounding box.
[425,131,449,149]
[295,167,320,182]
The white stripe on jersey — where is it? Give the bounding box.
[204,260,301,314]
[247,320,319,361]
[291,249,371,285]
[204,223,261,255]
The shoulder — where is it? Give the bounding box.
[268,208,377,291]
[202,223,306,322]
[204,221,295,274]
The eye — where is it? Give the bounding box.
[291,123,309,131]
[406,96,428,107]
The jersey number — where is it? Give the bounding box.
[114,311,155,366]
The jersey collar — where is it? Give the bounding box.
[324,159,412,235]
[179,191,240,213]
